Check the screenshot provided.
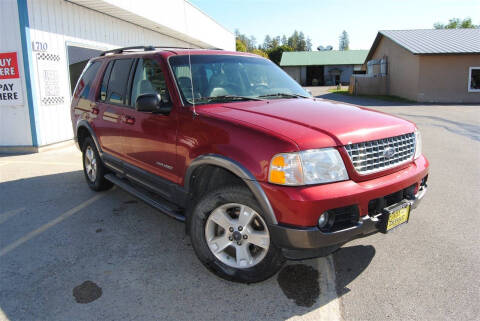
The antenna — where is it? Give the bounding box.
[183,1,198,118]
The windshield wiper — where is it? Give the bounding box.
[256,93,310,99]
[195,95,264,103]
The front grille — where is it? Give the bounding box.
[344,133,415,175]
[368,183,417,216]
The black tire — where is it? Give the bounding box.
[82,137,113,191]
[189,185,285,283]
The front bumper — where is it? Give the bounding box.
[264,156,429,259]
[270,185,426,246]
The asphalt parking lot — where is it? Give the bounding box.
[1,97,479,320]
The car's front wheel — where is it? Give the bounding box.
[189,185,285,283]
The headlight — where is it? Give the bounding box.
[414,129,422,159]
[268,148,348,186]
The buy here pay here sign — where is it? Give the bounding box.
[0,52,24,106]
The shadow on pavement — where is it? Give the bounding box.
[1,171,375,320]
[333,245,376,296]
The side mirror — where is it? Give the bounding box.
[135,94,171,115]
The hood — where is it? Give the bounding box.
[199,98,415,150]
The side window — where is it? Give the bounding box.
[101,59,133,104]
[74,61,101,99]
[469,67,480,92]
[99,61,113,101]
[130,58,171,107]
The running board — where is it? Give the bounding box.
[105,174,185,222]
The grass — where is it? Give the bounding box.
[327,88,414,103]
[328,88,349,94]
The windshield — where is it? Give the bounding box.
[169,54,310,105]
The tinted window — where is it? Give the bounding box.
[169,55,309,105]
[99,61,113,101]
[102,59,133,104]
[74,61,101,99]
[130,58,170,106]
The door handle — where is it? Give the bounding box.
[121,115,135,125]
[90,103,100,115]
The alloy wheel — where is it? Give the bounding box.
[205,203,270,269]
[84,146,97,182]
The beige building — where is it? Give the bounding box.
[351,29,480,103]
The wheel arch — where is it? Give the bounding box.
[185,154,277,225]
[75,120,102,154]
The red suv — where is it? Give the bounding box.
[71,46,428,283]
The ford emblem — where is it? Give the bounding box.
[383,147,395,158]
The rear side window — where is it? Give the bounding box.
[99,62,113,101]
[99,59,133,104]
[74,61,101,99]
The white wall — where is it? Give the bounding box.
[75,0,235,51]
[25,0,232,146]
[1,0,234,147]
[0,0,32,146]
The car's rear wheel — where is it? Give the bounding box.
[82,137,113,191]
[189,185,285,283]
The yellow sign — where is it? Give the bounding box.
[386,205,410,231]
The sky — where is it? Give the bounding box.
[189,0,480,50]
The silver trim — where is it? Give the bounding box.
[345,133,415,175]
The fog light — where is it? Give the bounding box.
[318,212,329,228]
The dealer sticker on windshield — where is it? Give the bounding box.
[385,203,411,231]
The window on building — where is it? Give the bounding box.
[100,59,134,104]
[130,58,170,107]
[74,61,101,99]
[468,67,480,92]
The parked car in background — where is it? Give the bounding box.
[71,46,429,283]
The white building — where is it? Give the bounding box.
[0,0,234,152]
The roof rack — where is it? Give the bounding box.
[99,46,223,56]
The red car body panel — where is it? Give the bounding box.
[261,155,428,226]
[71,49,429,231]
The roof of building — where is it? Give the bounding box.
[280,50,369,66]
[366,29,480,61]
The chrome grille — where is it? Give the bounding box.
[344,133,415,175]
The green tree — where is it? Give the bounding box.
[339,30,349,50]
[267,45,293,65]
[251,49,268,58]
[235,29,257,51]
[236,39,247,52]
[286,30,311,51]
[263,35,272,50]
[306,37,312,51]
[434,17,479,29]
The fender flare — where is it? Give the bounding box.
[185,154,278,225]
[75,120,102,154]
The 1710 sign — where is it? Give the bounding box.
[32,41,48,52]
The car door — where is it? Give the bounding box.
[120,57,180,189]
[94,58,134,161]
